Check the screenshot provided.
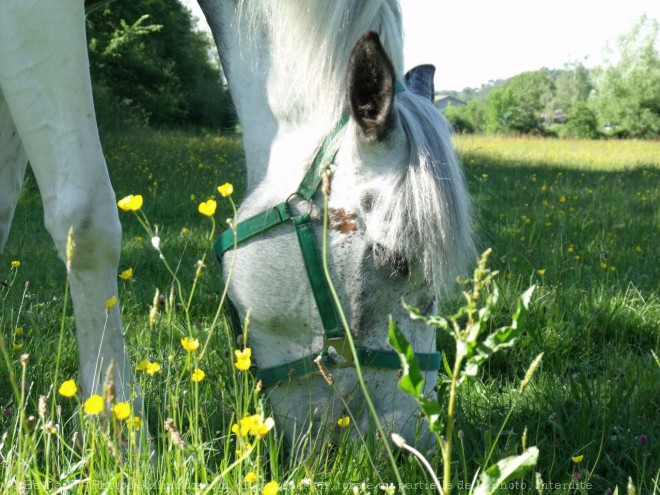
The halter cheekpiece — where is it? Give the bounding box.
[215,83,440,387]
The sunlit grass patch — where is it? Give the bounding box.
[454,134,660,171]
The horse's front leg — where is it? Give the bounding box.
[0,0,148,444]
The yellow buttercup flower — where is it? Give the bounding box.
[11,260,20,268]
[58,379,78,398]
[262,480,279,495]
[198,199,217,217]
[537,269,546,276]
[128,416,143,431]
[104,296,117,308]
[136,359,150,371]
[253,417,275,437]
[14,327,24,336]
[234,413,275,438]
[12,343,23,350]
[117,194,143,212]
[83,394,104,415]
[236,442,253,456]
[191,368,205,382]
[571,455,584,463]
[118,268,133,280]
[245,472,258,483]
[235,348,252,371]
[181,337,200,352]
[218,183,234,197]
[337,416,350,428]
[146,362,161,376]
[112,402,131,421]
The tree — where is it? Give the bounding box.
[484,87,518,133]
[482,71,553,134]
[550,62,593,113]
[507,71,553,133]
[87,0,236,129]
[565,102,600,139]
[443,101,482,134]
[591,15,660,138]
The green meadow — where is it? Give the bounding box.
[1,131,658,494]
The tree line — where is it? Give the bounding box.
[86,0,236,130]
[440,16,659,139]
[85,4,657,139]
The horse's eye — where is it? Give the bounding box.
[360,190,376,213]
[372,243,410,277]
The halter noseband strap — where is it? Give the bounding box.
[214,83,441,387]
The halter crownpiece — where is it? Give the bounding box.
[215,82,441,387]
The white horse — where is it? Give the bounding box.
[198,0,475,449]
[0,1,143,427]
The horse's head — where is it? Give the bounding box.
[222,29,474,454]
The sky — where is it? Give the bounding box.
[182,0,659,91]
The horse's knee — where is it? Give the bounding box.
[44,184,121,270]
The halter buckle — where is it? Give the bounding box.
[323,337,355,367]
[286,192,314,217]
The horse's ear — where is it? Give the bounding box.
[348,31,396,141]
[404,64,436,102]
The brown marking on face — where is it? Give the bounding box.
[328,208,358,234]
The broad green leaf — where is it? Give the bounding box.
[402,300,427,322]
[463,286,535,378]
[471,447,539,495]
[387,317,424,397]
[418,396,443,433]
[520,285,535,308]
[442,351,452,378]
[402,300,451,330]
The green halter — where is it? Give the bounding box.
[215,84,440,387]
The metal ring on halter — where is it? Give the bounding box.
[323,337,355,367]
[286,192,314,217]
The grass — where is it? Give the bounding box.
[1,131,658,494]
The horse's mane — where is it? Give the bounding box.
[374,91,476,292]
[238,0,475,292]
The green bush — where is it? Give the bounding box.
[565,102,600,139]
[443,103,477,134]
[87,0,236,129]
